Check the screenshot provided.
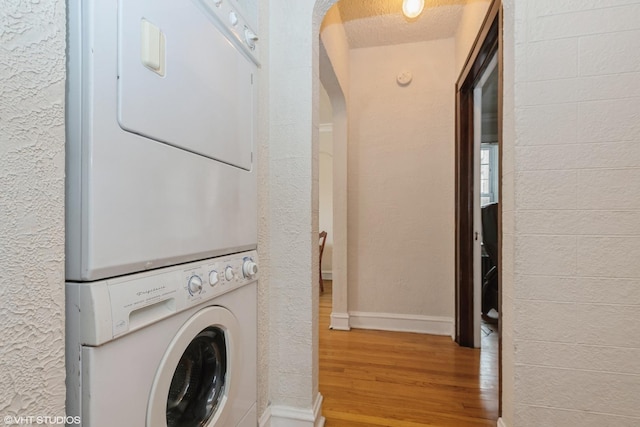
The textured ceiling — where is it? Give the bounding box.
[337,0,469,48]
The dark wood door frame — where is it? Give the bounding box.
[455,0,500,347]
[454,0,503,413]
[455,0,503,415]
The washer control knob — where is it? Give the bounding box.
[209,270,219,286]
[242,260,258,278]
[224,266,235,281]
[244,27,258,50]
[229,11,239,26]
[213,0,222,6]
[188,275,203,295]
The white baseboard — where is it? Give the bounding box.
[497,417,507,427]
[259,393,325,427]
[321,271,332,280]
[349,311,453,336]
[329,312,350,330]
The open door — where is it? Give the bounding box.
[472,53,499,347]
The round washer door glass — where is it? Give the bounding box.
[147,306,240,427]
[167,327,227,427]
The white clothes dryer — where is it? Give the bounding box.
[66,0,260,281]
[66,251,258,427]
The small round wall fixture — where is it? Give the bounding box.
[403,0,425,19]
[397,71,413,86]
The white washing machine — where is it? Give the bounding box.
[66,251,258,427]
[66,0,260,281]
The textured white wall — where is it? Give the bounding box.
[266,0,328,415]
[0,0,66,418]
[256,0,271,416]
[454,0,492,76]
[348,39,456,320]
[501,1,516,425]
[503,0,640,425]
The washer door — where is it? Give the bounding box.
[147,306,240,427]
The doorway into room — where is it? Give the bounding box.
[317,0,503,423]
[454,0,502,413]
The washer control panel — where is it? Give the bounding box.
[182,252,258,302]
[73,250,259,345]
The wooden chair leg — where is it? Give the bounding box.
[319,231,327,294]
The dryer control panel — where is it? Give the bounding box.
[198,0,260,62]
[66,251,258,346]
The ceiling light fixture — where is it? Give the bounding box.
[402,0,425,19]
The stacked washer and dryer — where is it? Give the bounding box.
[65,1,260,426]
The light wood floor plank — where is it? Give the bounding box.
[319,281,498,426]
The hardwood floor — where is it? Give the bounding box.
[319,281,498,427]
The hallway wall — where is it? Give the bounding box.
[455,0,492,75]
[347,39,456,333]
[0,0,66,417]
[319,130,334,274]
[502,0,640,425]
[319,4,350,331]
[319,86,334,274]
